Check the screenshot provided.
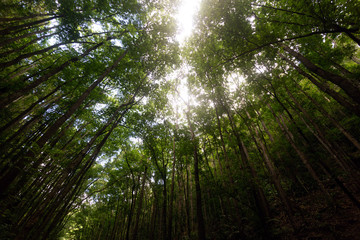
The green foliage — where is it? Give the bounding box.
[1,0,360,239]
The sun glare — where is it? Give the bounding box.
[175,0,202,44]
[165,0,202,121]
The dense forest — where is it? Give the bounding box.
[1,0,360,239]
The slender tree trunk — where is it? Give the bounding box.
[284,86,356,170]
[0,25,57,48]
[268,104,331,199]
[0,16,59,35]
[280,43,360,105]
[344,31,360,46]
[265,79,310,145]
[291,80,360,151]
[318,161,360,209]
[0,14,58,22]
[0,38,112,108]
[0,100,57,161]
[214,142,225,176]
[279,53,360,116]
[0,31,62,58]
[214,104,235,184]
[167,131,177,240]
[0,41,68,69]
[186,111,206,240]
[162,173,167,240]
[7,64,36,81]
[0,49,128,195]
[133,166,147,240]
[41,49,128,148]
[248,112,294,217]
[126,177,138,240]
[185,164,192,239]
[283,87,360,188]
[0,84,63,134]
[227,107,272,225]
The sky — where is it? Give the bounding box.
[175,0,202,44]
[60,0,203,121]
[169,0,202,113]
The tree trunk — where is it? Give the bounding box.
[162,176,167,240]
[0,14,58,22]
[0,38,111,108]
[281,43,360,106]
[0,49,128,195]
[344,31,360,46]
[167,131,177,240]
[0,31,61,58]
[214,104,235,184]
[0,25,57,48]
[228,107,272,224]
[265,79,310,145]
[268,104,331,199]
[0,16,59,35]
[132,166,147,240]
[249,112,294,217]
[279,53,360,116]
[0,84,63,134]
[283,86,360,188]
[185,164,192,239]
[0,41,68,69]
[291,80,360,151]
[186,111,206,240]
[37,49,128,148]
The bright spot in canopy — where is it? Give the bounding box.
[175,0,202,43]
[166,0,202,122]
[91,21,104,32]
[176,77,191,105]
[167,68,198,122]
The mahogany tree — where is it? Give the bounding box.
[1,0,360,239]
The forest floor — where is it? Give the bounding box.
[273,182,360,240]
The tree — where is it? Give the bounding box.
[1,0,360,239]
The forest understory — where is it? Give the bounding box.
[271,183,360,240]
[1,0,360,239]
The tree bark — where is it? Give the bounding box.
[214,103,235,184]
[268,104,331,199]
[0,38,112,108]
[0,16,59,35]
[0,84,63,134]
[283,86,360,188]
[281,43,360,106]
[167,130,177,240]
[291,80,360,151]
[227,107,272,225]
[132,166,147,240]
[0,31,61,58]
[0,49,128,194]
[279,53,360,116]
[0,41,68,69]
[0,25,57,48]
[186,110,206,240]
